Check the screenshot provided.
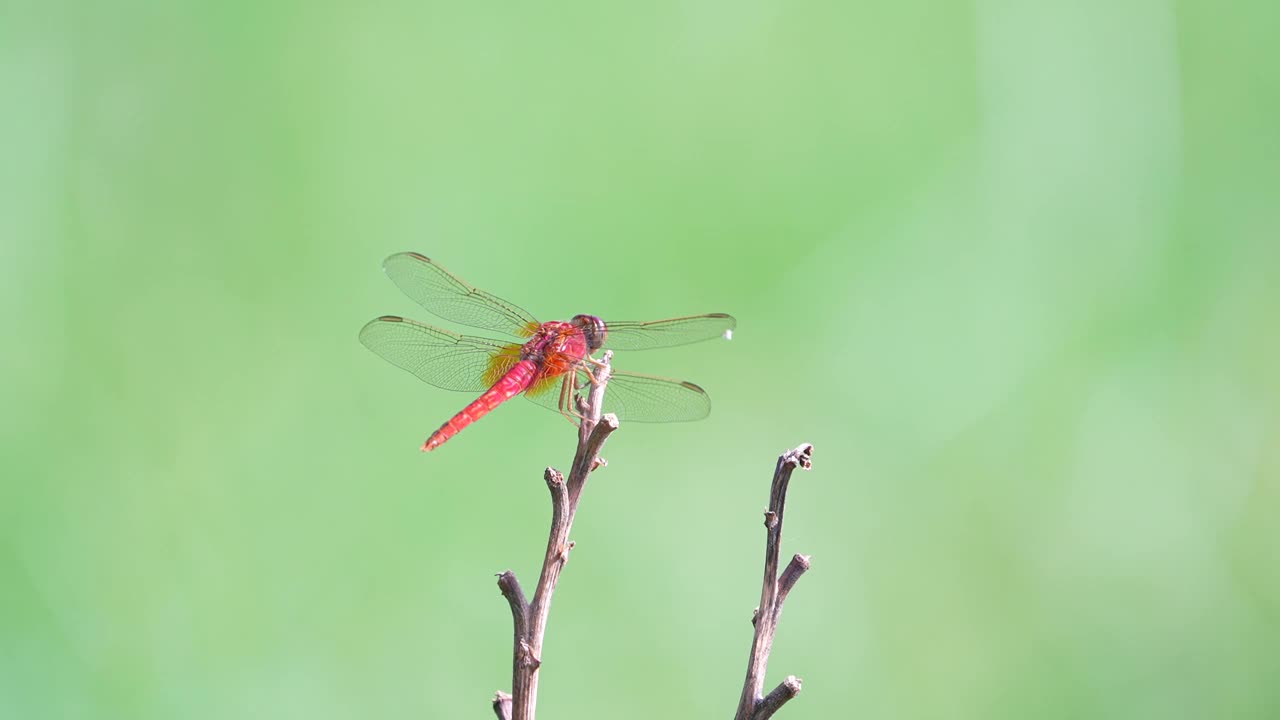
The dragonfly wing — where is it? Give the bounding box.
[523,367,711,422]
[603,369,712,422]
[382,252,540,337]
[522,372,573,414]
[359,315,520,392]
[602,314,736,351]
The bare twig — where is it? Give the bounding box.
[756,676,803,720]
[494,352,618,720]
[491,691,512,720]
[777,554,811,607]
[735,443,814,720]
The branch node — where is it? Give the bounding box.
[517,639,541,669]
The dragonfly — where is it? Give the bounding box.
[359,252,736,452]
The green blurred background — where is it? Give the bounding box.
[3,1,1277,718]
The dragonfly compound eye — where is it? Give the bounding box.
[573,314,607,351]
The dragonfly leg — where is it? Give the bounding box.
[579,359,608,388]
[556,375,586,424]
[547,367,603,420]
[573,369,602,417]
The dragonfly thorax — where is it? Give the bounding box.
[520,321,593,368]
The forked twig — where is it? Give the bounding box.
[734,443,814,720]
[493,352,618,720]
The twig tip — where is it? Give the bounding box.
[492,691,512,720]
[755,676,803,719]
[785,443,813,471]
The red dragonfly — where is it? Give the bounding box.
[360,252,735,451]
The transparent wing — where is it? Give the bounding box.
[524,368,712,422]
[382,252,540,337]
[601,314,736,351]
[358,315,518,392]
[602,370,712,421]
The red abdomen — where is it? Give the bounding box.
[422,360,538,451]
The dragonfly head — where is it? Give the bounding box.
[572,314,607,352]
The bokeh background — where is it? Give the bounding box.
[3,2,1277,718]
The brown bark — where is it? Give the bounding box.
[734,444,814,720]
[494,353,618,720]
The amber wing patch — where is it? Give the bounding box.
[525,372,562,399]
[483,344,523,386]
